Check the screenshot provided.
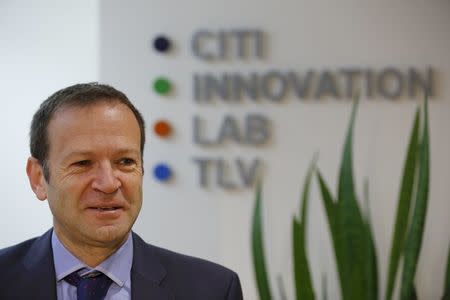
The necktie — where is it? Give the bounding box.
[64,270,113,300]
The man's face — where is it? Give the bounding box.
[31,101,143,249]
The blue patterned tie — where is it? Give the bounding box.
[64,270,113,300]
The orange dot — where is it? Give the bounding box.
[154,120,172,137]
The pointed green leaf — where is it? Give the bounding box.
[252,181,273,300]
[385,108,421,300]
[335,97,369,299]
[362,180,378,300]
[293,158,317,300]
[336,99,361,300]
[293,219,315,300]
[400,96,430,300]
[337,95,359,210]
[318,98,380,299]
[317,171,337,230]
[300,155,318,225]
[317,171,347,297]
[363,219,379,300]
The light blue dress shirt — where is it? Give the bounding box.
[51,231,133,300]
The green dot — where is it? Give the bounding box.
[153,78,171,94]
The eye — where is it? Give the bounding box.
[119,157,136,166]
[73,160,91,167]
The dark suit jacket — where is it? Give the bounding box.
[0,229,243,300]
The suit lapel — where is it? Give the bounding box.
[22,229,57,300]
[131,232,172,300]
[19,230,171,300]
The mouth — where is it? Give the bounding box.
[95,207,121,211]
[86,205,125,218]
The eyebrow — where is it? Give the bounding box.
[113,149,141,157]
[61,148,141,162]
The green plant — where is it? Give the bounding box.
[316,98,378,299]
[385,106,421,300]
[252,180,273,300]
[251,96,449,299]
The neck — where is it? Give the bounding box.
[54,228,128,267]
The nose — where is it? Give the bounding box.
[91,161,121,193]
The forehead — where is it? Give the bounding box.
[46,101,141,153]
[50,99,137,127]
[53,98,128,118]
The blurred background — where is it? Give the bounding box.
[1,1,449,299]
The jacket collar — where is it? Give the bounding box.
[22,229,171,300]
[131,232,171,300]
[23,229,57,300]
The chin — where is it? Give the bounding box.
[91,225,130,246]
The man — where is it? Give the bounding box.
[0,83,243,300]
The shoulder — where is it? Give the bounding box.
[133,232,235,277]
[132,233,243,299]
[153,245,243,298]
[0,230,53,276]
[0,236,41,288]
[0,237,38,267]
[155,243,236,277]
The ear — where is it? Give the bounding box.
[26,157,48,201]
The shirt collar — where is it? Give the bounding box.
[51,230,133,287]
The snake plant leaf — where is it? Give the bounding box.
[385,108,421,300]
[335,97,372,299]
[361,179,379,299]
[317,99,378,299]
[316,171,347,297]
[301,155,318,225]
[400,96,430,300]
[293,218,315,300]
[252,181,273,300]
[442,243,450,300]
[316,171,337,231]
[293,157,317,300]
[337,98,359,210]
[336,98,360,300]
[363,218,379,300]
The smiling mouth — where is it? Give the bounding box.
[97,207,118,211]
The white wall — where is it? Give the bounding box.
[1,1,449,299]
[99,1,450,299]
[0,1,99,244]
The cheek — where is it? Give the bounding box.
[46,191,71,221]
[47,179,87,210]
[123,181,143,212]
[47,188,69,211]
[121,174,142,193]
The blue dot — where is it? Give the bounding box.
[153,163,172,181]
[153,36,171,52]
